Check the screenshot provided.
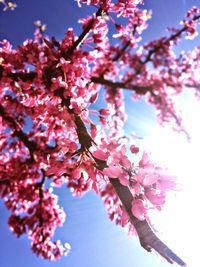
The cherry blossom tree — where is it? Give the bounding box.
[0,0,200,265]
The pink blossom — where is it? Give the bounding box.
[139,151,150,168]
[90,92,98,103]
[99,108,110,116]
[132,182,142,195]
[131,199,147,220]
[118,172,129,186]
[120,155,131,168]
[92,149,109,160]
[156,175,177,191]
[145,189,165,206]
[142,173,159,186]
[103,165,123,178]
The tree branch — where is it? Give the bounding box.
[63,7,103,58]
[0,65,37,81]
[0,104,37,162]
[91,76,151,94]
[141,14,200,65]
[55,87,94,150]
[110,179,186,266]
[55,89,186,266]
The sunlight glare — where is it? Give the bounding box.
[141,92,200,267]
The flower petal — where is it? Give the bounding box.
[103,165,122,178]
[131,199,146,221]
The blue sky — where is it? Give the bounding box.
[0,1,200,267]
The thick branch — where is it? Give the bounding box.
[91,76,151,94]
[8,70,37,81]
[110,179,186,266]
[1,66,152,95]
[55,87,94,150]
[0,65,37,81]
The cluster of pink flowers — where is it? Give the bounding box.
[181,6,200,39]
[77,0,142,13]
[93,141,176,222]
[0,0,200,262]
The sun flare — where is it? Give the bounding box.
[140,92,200,267]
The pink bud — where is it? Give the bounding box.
[90,92,98,103]
[99,108,110,116]
[130,145,139,154]
[131,199,147,220]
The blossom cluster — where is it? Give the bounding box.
[93,141,176,222]
[181,6,200,39]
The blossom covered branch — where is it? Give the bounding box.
[0,0,200,265]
